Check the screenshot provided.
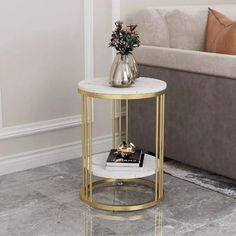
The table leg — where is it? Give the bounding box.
[84,96,88,200]
[155,96,159,201]
[112,100,115,149]
[158,94,165,199]
[81,95,85,198]
[88,97,93,201]
[126,99,129,144]
[82,95,93,201]
[118,100,122,144]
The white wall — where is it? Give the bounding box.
[0,0,84,126]
[0,0,235,175]
[0,0,114,168]
[0,0,83,157]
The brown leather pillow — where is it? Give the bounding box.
[205,8,236,55]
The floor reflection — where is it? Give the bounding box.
[82,206,163,236]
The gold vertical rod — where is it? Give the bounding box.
[119,100,122,144]
[89,97,93,201]
[112,100,115,149]
[158,95,164,199]
[126,99,129,143]
[158,95,162,199]
[81,95,85,198]
[85,96,88,200]
[155,96,159,201]
[161,94,165,198]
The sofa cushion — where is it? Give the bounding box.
[206,8,236,55]
[132,9,170,47]
[164,9,208,51]
[132,5,236,51]
[134,45,236,79]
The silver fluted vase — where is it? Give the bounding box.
[110,54,135,88]
[129,54,139,81]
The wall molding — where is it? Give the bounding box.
[112,0,121,60]
[84,0,94,81]
[0,109,122,141]
[0,134,114,176]
[111,1,121,114]
[0,115,82,140]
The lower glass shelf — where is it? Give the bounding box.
[90,152,157,179]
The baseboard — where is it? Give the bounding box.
[0,134,113,176]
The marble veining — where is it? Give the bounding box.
[0,158,235,236]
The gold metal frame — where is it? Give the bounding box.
[79,90,165,212]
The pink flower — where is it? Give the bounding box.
[124,29,130,33]
[115,20,123,25]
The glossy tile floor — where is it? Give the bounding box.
[0,158,235,236]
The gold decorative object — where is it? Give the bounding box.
[117,141,135,157]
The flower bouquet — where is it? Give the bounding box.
[109,21,140,87]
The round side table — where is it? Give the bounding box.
[78,77,167,211]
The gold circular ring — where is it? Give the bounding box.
[80,178,162,212]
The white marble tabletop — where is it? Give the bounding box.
[78,77,167,99]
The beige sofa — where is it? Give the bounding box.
[129,5,236,179]
[134,5,236,79]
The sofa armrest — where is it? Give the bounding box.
[134,46,236,79]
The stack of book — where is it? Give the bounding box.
[105,149,144,170]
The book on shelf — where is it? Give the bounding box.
[105,149,144,169]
